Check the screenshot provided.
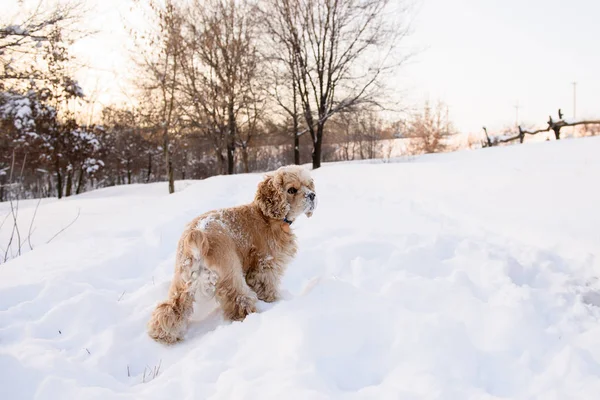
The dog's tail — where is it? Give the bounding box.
[147,289,193,344]
[182,229,209,260]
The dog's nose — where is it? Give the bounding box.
[308,192,315,201]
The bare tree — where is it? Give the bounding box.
[262,21,303,165]
[1,1,85,85]
[132,0,185,193]
[237,82,266,173]
[407,100,455,154]
[180,0,259,175]
[262,0,411,169]
[329,107,383,160]
[177,30,228,175]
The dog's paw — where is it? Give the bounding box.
[226,293,258,321]
[258,289,280,303]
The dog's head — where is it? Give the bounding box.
[255,165,317,222]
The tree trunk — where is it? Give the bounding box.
[312,123,324,169]
[161,34,178,194]
[146,153,152,183]
[227,141,234,174]
[163,130,175,194]
[220,151,227,175]
[294,132,300,165]
[213,147,226,175]
[553,126,561,140]
[227,101,236,175]
[168,159,174,192]
[242,145,249,173]
[55,158,63,199]
[65,169,73,197]
[312,142,322,168]
[127,159,132,184]
[181,148,187,180]
[76,167,84,195]
[292,79,300,165]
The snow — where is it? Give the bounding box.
[0,95,33,131]
[84,158,104,174]
[2,137,600,399]
[64,79,85,98]
[195,213,214,230]
[5,25,26,35]
[0,90,51,138]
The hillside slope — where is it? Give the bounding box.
[2,137,600,399]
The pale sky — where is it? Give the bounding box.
[14,0,599,136]
[399,0,600,134]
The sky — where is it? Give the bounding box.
[398,0,600,134]
[6,0,599,135]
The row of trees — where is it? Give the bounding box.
[0,2,102,200]
[2,0,461,201]
[132,0,410,192]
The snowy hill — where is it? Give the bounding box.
[2,137,600,399]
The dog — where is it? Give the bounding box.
[147,165,317,344]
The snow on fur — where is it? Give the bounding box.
[1,138,600,399]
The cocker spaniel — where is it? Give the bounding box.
[147,165,317,344]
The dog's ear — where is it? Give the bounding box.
[255,173,288,220]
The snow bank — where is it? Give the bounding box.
[2,137,600,399]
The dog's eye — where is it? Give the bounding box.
[287,187,297,194]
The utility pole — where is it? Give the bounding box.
[514,101,520,129]
[572,81,577,119]
[572,81,577,136]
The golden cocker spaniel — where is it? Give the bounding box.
[147,165,317,344]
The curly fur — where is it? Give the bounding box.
[147,165,316,344]
[255,174,289,219]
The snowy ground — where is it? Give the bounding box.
[2,137,600,399]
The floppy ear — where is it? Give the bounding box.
[255,173,288,219]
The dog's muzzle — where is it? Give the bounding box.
[304,191,317,215]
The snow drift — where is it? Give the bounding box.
[2,137,600,399]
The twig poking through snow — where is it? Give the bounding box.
[85,348,90,355]
[46,208,81,244]
[117,291,126,302]
[27,198,42,251]
[3,217,14,262]
[142,360,162,383]
[10,198,20,255]
[0,212,9,231]
[154,359,162,378]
